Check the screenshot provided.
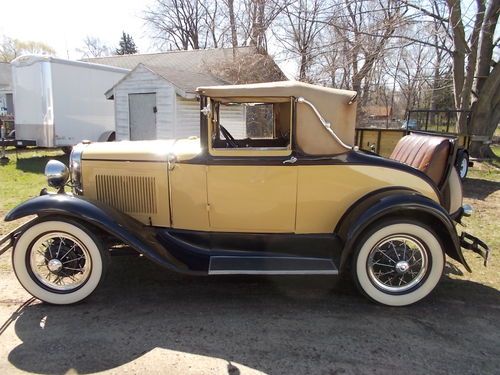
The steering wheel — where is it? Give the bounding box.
[219,125,238,148]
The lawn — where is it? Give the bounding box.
[0,147,498,291]
[0,149,67,233]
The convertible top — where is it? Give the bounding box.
[196,80,356,100]
[197,81,358,155]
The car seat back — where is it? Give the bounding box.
[389,133,452,186]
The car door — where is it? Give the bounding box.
[206,99,297,233]
[207,163,297,232]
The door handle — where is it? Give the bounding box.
[283,156,297,165]
[167,153,177,170]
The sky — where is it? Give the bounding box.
[1,0,155,59]
[1,0,296,77]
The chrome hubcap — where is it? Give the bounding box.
[395,260,410,274]
[29,232,92,292]
[460,158,468,178]
[47,258,63,273]
[367,235,428,293]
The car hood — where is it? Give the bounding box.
[80,138,202,162]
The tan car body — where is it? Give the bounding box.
[80,81,439,234]
[82,141,439,233]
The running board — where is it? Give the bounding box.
[208,256,338,275]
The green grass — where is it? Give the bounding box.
[0,150,67,213]
[492,144,500,157]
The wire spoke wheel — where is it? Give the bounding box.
[14,219,107,304]
[28,232,92,292]
[367,235,428,294]
[354,222,444,306]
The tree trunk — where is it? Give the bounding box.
[467,0,500,158]
[227,0,238,59]
[469,63,500,158]
[299,52,308,81]
[446,0,468,132]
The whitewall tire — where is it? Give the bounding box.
[353,222,444,306]
[12,219,107,304]
[456,151,469,180]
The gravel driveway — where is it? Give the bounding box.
[0,253,498,375]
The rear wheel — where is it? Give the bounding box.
[352,221,444,306]
[456,151,469,180]
[12,219,108,304]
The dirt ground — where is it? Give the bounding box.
[0,163,499,374]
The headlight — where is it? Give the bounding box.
[45,160,69,189]
[70,143,86,194]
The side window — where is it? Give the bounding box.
[212,100,291,149]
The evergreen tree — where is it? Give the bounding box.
[115,32,137,55]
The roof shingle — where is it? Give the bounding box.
[85,47,257,94]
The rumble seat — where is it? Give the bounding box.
[389,133,451,186]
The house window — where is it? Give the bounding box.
[211,100,292,149]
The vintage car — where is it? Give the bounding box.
[0,81,490,306]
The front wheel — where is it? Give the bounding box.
[12,219,108,304]
[352,221,444,306]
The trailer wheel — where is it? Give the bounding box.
[456,151,469,180]
[62,146,73,155]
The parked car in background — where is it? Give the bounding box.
[0,81,490,307]
[401,119,417,130]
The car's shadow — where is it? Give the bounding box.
[463,177,500,200]
[6,257,500,375]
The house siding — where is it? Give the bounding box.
[110,65,246,141]
[111,65,175,141]
[175,97,200,138]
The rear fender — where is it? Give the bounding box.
[4,194,195,274]
[335,188,470,272]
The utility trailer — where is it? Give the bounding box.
[355,109,472,179]
[11,55,129,150]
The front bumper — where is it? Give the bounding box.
[0,218,37,256]
[460,231,491,267]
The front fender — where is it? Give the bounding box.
[335,188,470,272]
[5,194,194,274]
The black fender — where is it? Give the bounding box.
[335,188,470,272]
[5,194,197,274]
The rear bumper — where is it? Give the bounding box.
[460,231,490,267]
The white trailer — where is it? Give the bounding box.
[11,55,129,148]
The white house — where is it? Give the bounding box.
[88,47,286,141]
[104,63,247,141]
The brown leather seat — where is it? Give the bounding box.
[389,133,451,186]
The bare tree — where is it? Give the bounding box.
[77,36,112,58]
[240,0,288,52]
[225,0,239,57]
[316,0,407,119]
[405,0,500,157]
[274,0,327,81]
[144,0,207,50]
[0,36,18,62]
[0,36,55,62]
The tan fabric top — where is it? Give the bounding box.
[197,81,358,155]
